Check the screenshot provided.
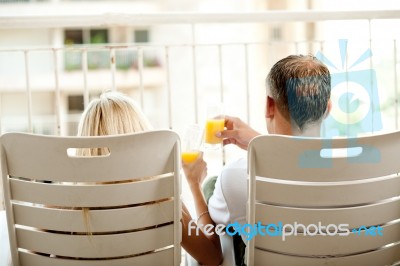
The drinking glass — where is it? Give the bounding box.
[204,102,224,149]
[181,124,203,163]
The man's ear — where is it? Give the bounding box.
[266,96,275,119]
[325,99,332,118]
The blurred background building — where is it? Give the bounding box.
[0,0,352,136]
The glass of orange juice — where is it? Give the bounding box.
[204,102,224,149]
[181,124,203,163]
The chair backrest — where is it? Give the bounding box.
[247,132,400,266]
[1,130,181,266]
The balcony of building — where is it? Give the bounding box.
[0,1,400,265]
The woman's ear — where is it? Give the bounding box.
[266,96,275,119]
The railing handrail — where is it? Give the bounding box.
[1,10,400,29]
[3,38,395,53]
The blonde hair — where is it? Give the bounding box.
[75,91,153,236]
[77,91,152,156]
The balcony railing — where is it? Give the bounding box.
[0,8,400,215]
[0,10,399,150]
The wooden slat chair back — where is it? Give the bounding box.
[247,132,400,266]
[1,131,181,266]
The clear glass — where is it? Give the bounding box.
[204,102,225,149]
[181,124,203,163]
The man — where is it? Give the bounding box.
[207,54,332,264]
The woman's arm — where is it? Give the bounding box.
[181,204,223,265]
[181,153,223,265]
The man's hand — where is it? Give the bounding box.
[216,116,261,150]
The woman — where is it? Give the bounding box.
[77,91,222,265]
[181,153,223,265]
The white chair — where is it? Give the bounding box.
[1,131,181,266]
[247,132,400,266]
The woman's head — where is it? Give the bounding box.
[77,91,152,137]
[77,91,152,156]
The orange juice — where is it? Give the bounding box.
[181,151,200,163]
[205,119,224,144]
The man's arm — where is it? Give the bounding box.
[216,116,261,150]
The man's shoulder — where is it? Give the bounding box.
[218,157,248,194]
[221,157,247,174]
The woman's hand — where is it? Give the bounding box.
[182,152,207,189]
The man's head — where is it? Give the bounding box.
[265,54,331,136]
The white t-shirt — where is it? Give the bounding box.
[208,158,248,227]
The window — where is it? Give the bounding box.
[127,29,159,68]
[271,26,282,41]
[134,29,149,43]
[66,93,101,135]
[64,28,159,71]
[68,95,84,113]
[90,29,108,44]
[64,29,109,70]
[64,29,109,45]
[65,30,83,45]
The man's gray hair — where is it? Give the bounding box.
[266,54,331,132]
